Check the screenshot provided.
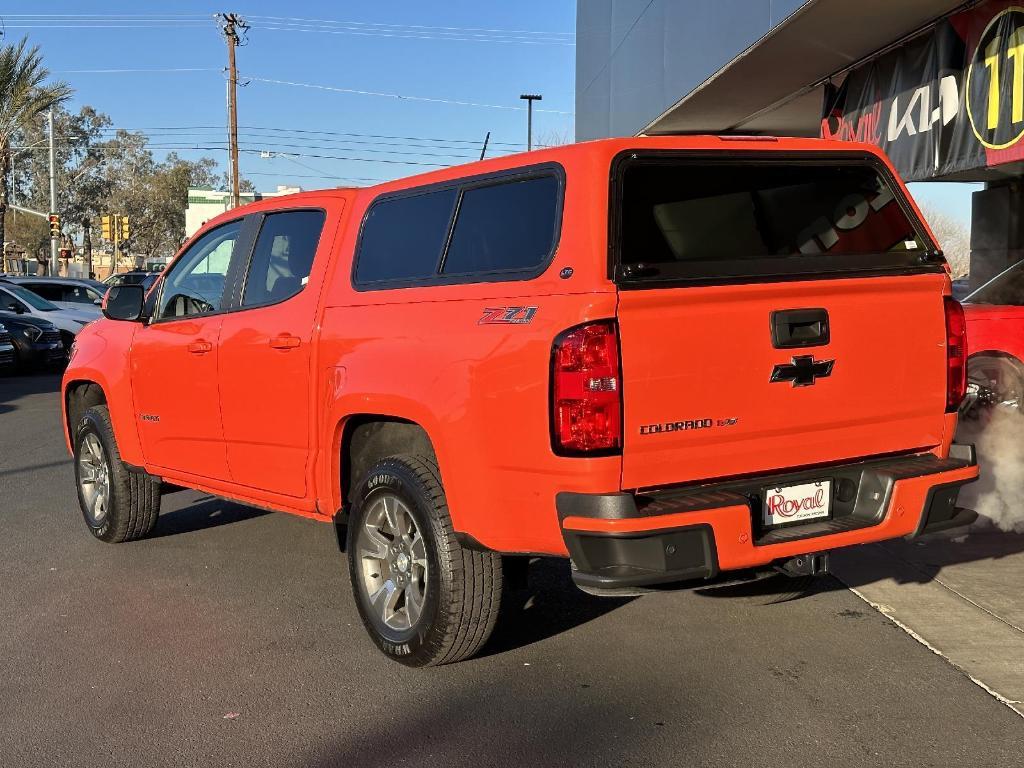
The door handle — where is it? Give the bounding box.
[269,334,301,350]
[771,308,829,349]
[187,340,213,354]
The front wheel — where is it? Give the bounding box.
[74,405,161,543]
[346,454,502,666]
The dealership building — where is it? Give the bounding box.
[576,0,1024,286]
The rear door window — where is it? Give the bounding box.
[442,175,559,276]
[615,155,931,283]
[242,210,326,306]
[354,188,457,285]
[22,283,62,301]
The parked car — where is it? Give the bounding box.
[0,311,65,370]
[104,270,160,292]
[951,276,972,301]
[958,260,1024,418]
[0,322,15,372]
[3,276,106,316]
[0,281,94,349]
[62,136,979,666]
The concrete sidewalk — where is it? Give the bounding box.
[831,523,1024,717]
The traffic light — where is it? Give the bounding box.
[119,216,130,240]
[100,215,112,240]
[48,213,60,238]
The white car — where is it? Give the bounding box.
[4,276,106,316]
[0,281,94,347]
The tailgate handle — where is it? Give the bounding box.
[771,308,829,349]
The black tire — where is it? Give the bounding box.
[346,454,502,667]
[73,404,161,543]
[60,330,75,352]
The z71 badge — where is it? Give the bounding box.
[478,306,538,325]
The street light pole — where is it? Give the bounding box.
[48,109,58,274]
[519,94,542,151]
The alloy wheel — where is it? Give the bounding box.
[78,433,111,525]
[355,492,429,633]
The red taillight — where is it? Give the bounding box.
[551,320,622,455]
[944,297,967,412]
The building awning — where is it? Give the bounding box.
[644,0,968,137]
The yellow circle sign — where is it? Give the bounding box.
[967,7,1024,149]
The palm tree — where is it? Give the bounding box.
[0,38,72,257]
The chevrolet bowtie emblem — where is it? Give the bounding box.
[770,355,835,387]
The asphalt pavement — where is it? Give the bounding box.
[1,373,1022,767]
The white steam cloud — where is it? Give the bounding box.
[956,409,1024,533]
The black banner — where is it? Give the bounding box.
[822,1,1024,181]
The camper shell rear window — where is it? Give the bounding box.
[611,151,939,286]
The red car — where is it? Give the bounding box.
[961,263,1024,416]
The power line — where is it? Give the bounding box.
[244,170,384,183]
[89,125,528,147]
[245,15,574,37]
[71,143,456,168]
[55,67,220,74]
[247,76,574,114]
[2,23,212,30]
[6,13,573,40]
[251,23,574,46]
[77,130,523,155]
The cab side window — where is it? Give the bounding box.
[65,286,99,304]
[23,283,61,302]
[158,220,242,320]
[241,210,326,307]
[441,175,559,276]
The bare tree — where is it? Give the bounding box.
[536,128,573,149]
[918,202,971,278]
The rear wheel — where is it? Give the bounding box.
[74,405,161,543]
[346,454,502,666]
[961,356,1024,422]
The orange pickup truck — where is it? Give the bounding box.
[63,136,978,666]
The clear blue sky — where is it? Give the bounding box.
[2,2,576,189]
[907,182,977,228]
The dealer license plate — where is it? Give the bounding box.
[762,480,832,527]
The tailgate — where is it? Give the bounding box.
[618,275,948,489]
[611,149,949,490]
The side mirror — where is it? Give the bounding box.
[103,284,146,322]
[7,302,23,314]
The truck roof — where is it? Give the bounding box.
[228,135,888,207]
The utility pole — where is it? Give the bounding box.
[82,217,92,278]
[48,109,58,274]
[519,94,542,151]
[218,13,247,209]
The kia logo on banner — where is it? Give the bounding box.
[821,0,1024,181]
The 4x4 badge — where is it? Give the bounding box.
[770,355,834,387]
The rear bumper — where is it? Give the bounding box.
[558,451,979,591]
